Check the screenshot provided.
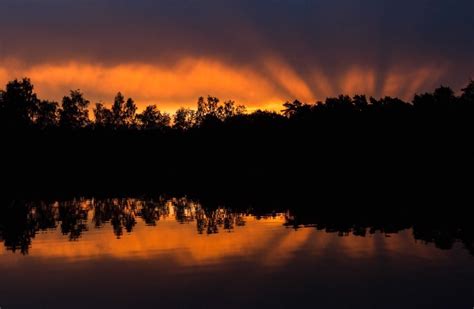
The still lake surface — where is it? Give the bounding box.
[0,197,473,308]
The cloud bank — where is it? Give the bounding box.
[1,0,473,111]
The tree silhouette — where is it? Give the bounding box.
[35,100,59,129]
[93,103,114,128]
[353,95,368,112]
[461,79,474,103]
[413,92,436,112]
[414,86,457,113]
[282,100,306,117]
[374,96,410,113]
[195,96,220,124]
[1,77,474,132]
[59,90,90,129]
[136,105,170,129]
[433,86,456,107]
[0,78,39,128]
[325,95,354,112]
[174,107,196,130]
[111,92,137,128]
[217,100,246,120]
[193,96,246,126]
[0,77,473,212]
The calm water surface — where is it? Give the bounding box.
[0,198,473,308]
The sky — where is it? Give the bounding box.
[1,0,473,112]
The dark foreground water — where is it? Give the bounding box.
[0,198,473,308]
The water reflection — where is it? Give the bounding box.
[0,198,250,255]
[1,197,473,309]
[0,197,473,258]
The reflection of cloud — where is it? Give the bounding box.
[0,214,293,265]
[262,227,313,267]
[0,214,454,267]
[305,229,443,261]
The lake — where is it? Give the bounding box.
[0,197,473,308]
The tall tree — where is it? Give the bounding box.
[461,80,474,103]
[124,98,137,127]
[217,100,246,120]
[93,103,113,128]
[196,96,220,124]
[59,90,90,129]
[433,86,456,107]
[0,78,39,128]
[353,95,368,112]
[111,92,137,128]
[282,100,305,117]
[35,100,59,129]
[460,80,474,112]
[136,105,170,129]
[111,92,125,127]
[325,95,354,112]
[173,108,196,130]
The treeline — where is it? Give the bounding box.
[1,77,473,131]
[0,78,247,131]
[1,77,473,201]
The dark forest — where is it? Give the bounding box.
[1,78,472,207]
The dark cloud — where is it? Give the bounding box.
[0,0,473,98]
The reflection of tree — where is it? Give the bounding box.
[33,201,59,230]
[58,199,89,241]
[195,208,246,235]
[92,199,115,228]
[1,198,474,257]
[285,213,474,256]
[413,224,474,255]
[0,200,58,254]
[93,198,141,238]
[0,202,36,254]
[173,197,198,224]
[110,199,139,239]
[139,197,170,226]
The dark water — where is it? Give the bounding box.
[0,198,473,308]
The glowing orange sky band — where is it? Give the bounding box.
[0,57,443,114]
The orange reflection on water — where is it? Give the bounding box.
[1,212,289,265]
[0,201,450,268]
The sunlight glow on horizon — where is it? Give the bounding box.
[0,57,445,114]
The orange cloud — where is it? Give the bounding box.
[339,67,376,96]
[0,58,285,114]
[263,56,315,102]
[0,58,446,114]
[0,67,7,84]
[311,71,335,100]
[382,66,444,99]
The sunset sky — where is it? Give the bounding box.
[1,0,473,112]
